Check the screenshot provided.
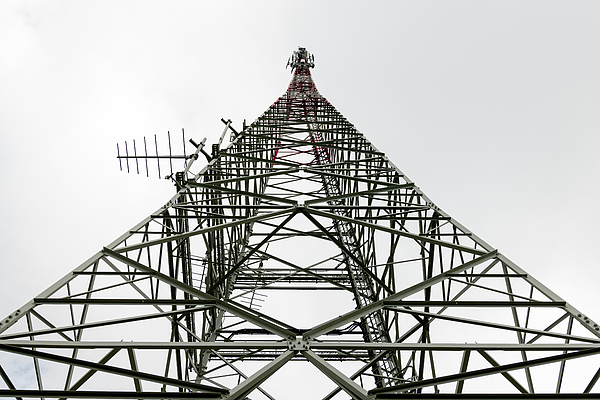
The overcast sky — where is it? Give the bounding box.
[1,1,599,326]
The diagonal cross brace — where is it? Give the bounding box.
[370,347,600,395]
[225,350,296,400]
[304,250,498,339]
[305,206,487,256]
[102,248,297,339]
[302,349,370,400]
[0,344,225,393]
[113,208,295,254]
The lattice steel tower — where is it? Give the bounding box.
[2,47,600,399]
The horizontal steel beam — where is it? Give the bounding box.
[304,183,414,205]
[310,342,600,351]
[188,182,297,205]
[382,300,567,307]
[3,340,598,351]
[374,395,600,399]
[0,390,221,399]
[33,298,217,305]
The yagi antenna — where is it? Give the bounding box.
[116,128,207,181]
[116,120,239,183]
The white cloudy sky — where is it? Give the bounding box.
[1,1,599,325]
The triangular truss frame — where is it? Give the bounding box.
[2,47,600,399]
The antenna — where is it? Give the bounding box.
[116,129,205,182]
[286,46,315,72]
[116,120,240,183]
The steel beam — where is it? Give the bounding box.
[302,349,371,400]
[370,348,600,395]
[225,350,295,400]
[0,344,226,393]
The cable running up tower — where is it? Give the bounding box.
[1,47,600,400]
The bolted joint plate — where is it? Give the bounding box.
[0,309,22,332]
[577,313,600,332]
[287,336,310,351]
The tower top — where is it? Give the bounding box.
[286,46,315,72]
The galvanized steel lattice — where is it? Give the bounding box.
[2,47,600,399]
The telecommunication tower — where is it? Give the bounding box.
[2,47,600,399]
